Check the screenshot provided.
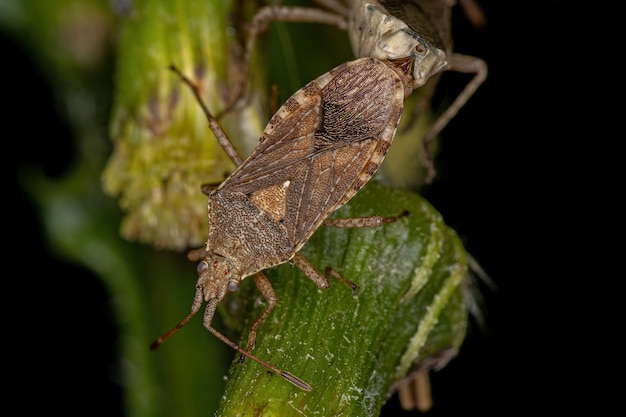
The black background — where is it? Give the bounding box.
[5,1,588,415]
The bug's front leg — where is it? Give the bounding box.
[246,272,278,351]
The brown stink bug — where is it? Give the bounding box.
[150,57,414,390]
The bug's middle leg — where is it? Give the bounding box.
[321,211,409,228]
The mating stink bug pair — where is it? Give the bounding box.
[151,56,414,390]
[151,0,486,393]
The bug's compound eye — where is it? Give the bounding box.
[227,280,239,293]
[414,42,427,55]
[197,260,209,275]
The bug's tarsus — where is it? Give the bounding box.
[384,210,410,224]
[325,266,358,294]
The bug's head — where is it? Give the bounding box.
[149,252,241,351]
[195,254,241,303]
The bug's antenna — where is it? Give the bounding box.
[168,64,243,167]
[150,311,197,350]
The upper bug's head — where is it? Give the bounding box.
[401,30,448,89]
[348,0,448,89]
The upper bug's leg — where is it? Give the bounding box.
[458,0,487,29]
[312,0,350,17]
[421,54,487,183]
[218,5,348,119]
